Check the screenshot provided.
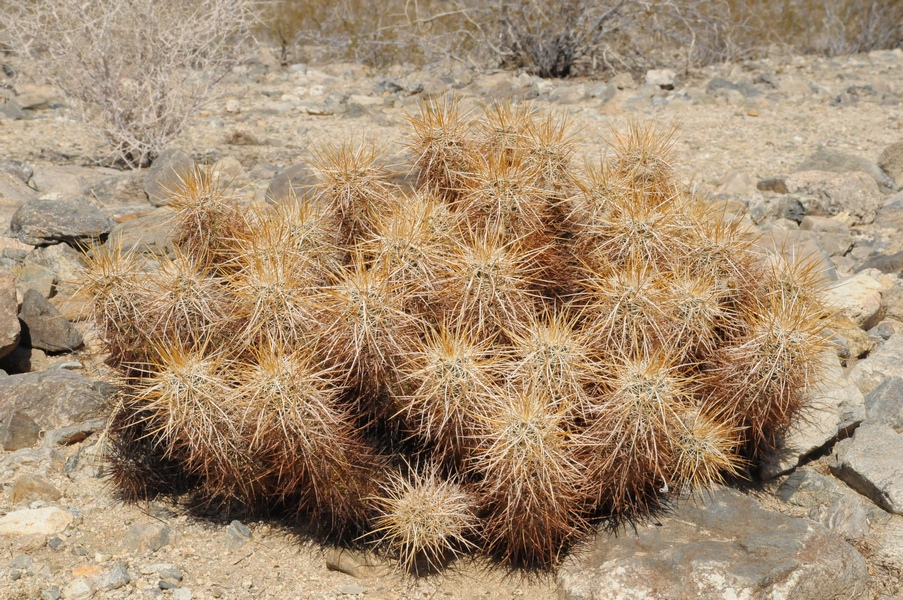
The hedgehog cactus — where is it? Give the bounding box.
[84,96,831,571]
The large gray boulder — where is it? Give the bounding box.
[831,423,903,514]
[864,376,903,431]
[558,487,869,600]
[10,198,114,246]
[0,370,115,431]
[144,148,196,206]
[784,170,883,225]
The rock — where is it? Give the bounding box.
[171,589,193,600]
[609,72,635,90]
[784,171,883,225]
[0,158,33,184]
[24,244,85,295]
[877,140,903,184]
[18,264,57,298]
[874,191,903,230]
[714,170,757,196]
[11,198,115,246]
[0,171,38,204]
[325,548,377,579]
[0,370,115,431]
[557,487,869,600]
[225,519,251,550]
[105,209,175,256]
[757,176,789,194]
[122,523,175,554]
[755,225,838,281]
[823,273,883,329]
[856,249,903,274]
[0,100,27,120]
[0,345,49,373]
[830,317,874,360]
[832,423,903,514]
[144,148,197,206]
[0,411,41,450]
[19,288,84,352]
[0,507,74,536]
[338,584,367,595]
[9,475,62,503]
[87,171,147,211]
[645,69,675,89]
[864,376,903,431]
[96,563,131,591]
[799,215,852,257]
[760,356,865,479]
[43,418,107,447]
[30,165,104,201]
[795,148,898,194]
[41,585,62,600]
[265,163,316,203]
[848,333,903,394]
[0,272,20,357]
[62,576,95,600]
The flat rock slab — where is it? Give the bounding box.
[0,507,73,536]
[18,288,84,352]
[847,333,903,394]
[10,197,114,246]
[558,487,869,600]
[831,423,903,514]
[864,376,903,431]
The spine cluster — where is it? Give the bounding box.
[84,97,831,572]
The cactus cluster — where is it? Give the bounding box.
[85,97,831,571]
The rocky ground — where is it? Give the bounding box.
[2,46,903,599]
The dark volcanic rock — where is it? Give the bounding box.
[10,198,114,246]
[0,370,115,431]
[18,289,83,353]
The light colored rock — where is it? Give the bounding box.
[645,69,676,88]
[777,469,887,539]
[832,423,903,514]
[715,170,757,195]
[864,376,903,431]
[848,332,903,394]
[0,272,21,358]
[760,356,865,479]
[823,273,884,329]
[784,170,883,225]
[557,487,869,600]
[62,575,95,600]
[795,147,898,194]
[0,507,74,536]
[122,522,175,553]
[878,140,903,184]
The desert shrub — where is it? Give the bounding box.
[84,97,831,570]
[3,0,258,167]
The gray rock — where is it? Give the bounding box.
[0,272,21,358]
[0,172,38,204]
[864,376,903,431]
[43,418,106,447]
[24,244,85,293]
[0,370,114,431]
[0,100,27,120]
[225,519,251,550]
[799,215,852,257]
[760,356,865,479]
[265,163,316,203]
[777,470,884,539]
[847,333,903,394]
[784,170,883,225]
[757,176,789,194]
[105,209,175,256]
[122,523,175,554]
[856,249,903,274]
[754,225,838,282]
[832,423,903,514]
[96,562,131,591]
[30,165,105,201]
[19,288,84,352]
[17,264,57,298]
[0,411,41,451]
[41,585,62,600]
[88,171,147,209]
[796,148,898,194]
[11,198,114,246]
[144,149,196,206]
[874,191,903,231]
[0,158,33,184]
[557,487,869,600]
[877,140,903,184]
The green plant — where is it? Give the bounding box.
[84,97,831,571]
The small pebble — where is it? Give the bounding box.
[172,588,193,600]
[47,537,64,550]
[41,586,62,600]
[339,584,367,595]
[159,579,177,590]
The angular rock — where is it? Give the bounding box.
[0,158,33,184]
[88,171,147,209]
[225,519,252,550]
[96,562,131,591]
[557,487,869,600]
[878,140,903,184]
[832,423,903,514]
[0,370,115,430]
[645,69,676,89]
[9,475,63,503]
[823,273,884,329]
[0,171,38,204]
[799,215,852,256]
[0,272,21,358]
[122,523,175,554]
[784,170,883,225]
[847,332,903,394]
[24,243,85,292]
[777,469,887,540]
[856,249,903,274]
[10,198,114,246]
[874,191,903,230]
[0,411,41,451]
[0,507,73,536]
[864,376,903,431]
[43,418,107,447]
[19,288,84,352]
[760,356,865,479]
[265,163,316,203]
[755,225,838,281]
[144,148,196,206]
[62,576,95,600]
[29,165,102,200]
[795,147,898,194]
[17,264,57,298]
[106,209,175,255]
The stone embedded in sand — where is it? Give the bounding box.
[0,507,74,536]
